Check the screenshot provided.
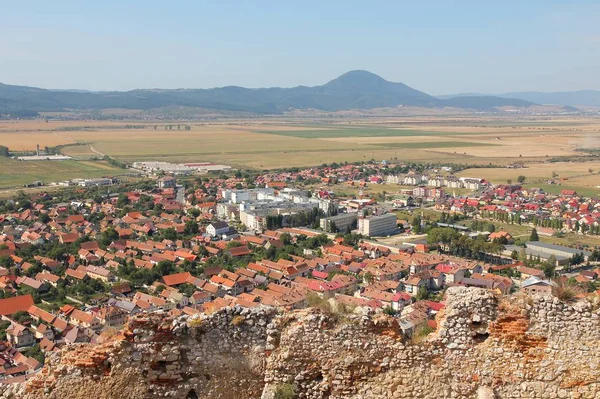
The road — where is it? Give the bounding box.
[89,145,105,157]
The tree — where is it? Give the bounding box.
[280,233,292,246]
[162,227,178,241]
[416,286,429,301]
[154,261,176,276]
[517,175,526,184]
[529,228,539,241]
[39,213,50,223]
[0,146,9,157]
[184,220,199,235]
[412,216,422,234]
[117,193,130,207]
[540,262,555,278]
[0,256,14,269]
[363,271,374,285]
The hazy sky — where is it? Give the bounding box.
[1,1,599,94]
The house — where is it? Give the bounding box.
[228,245,251,257]
[517,266,545,280]
[35,271,61,287]
[65,268,89,281]
[162,272,195,287]
[435,264,464,285]
[0,294,34,316]
[16,276,48,292]
[488,231,514,244]
[6,323,35,347]
[206,221,231,238]
[69,309,102,331]
[403,275,428,295]
[95,306,128,327]
[521,276,554,295]
[85,265,114,282]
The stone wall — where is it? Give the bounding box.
[2,287,600,399]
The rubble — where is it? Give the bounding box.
[2,287,600,399]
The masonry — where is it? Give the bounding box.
[2,287,599,399]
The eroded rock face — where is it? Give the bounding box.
[2,287,600,399]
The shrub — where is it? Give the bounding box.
[231,315,245,326]
[306,292,333,315]
[410,323,435,344]
[552,280,583,302]
[306,292,354,321]
[188,317,204,328]
[274,383,296,399]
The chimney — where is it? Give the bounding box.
[36,144,40,156]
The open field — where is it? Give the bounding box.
[1,115,600,192]
[459,160,600,197]
[0,158,123,188]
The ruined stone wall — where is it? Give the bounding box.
[2,287,600,399]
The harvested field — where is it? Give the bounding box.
[1,116,599,191]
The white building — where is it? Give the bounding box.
[206,221,230,237]
[358,213,397,237]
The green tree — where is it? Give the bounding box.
[117,193,130,207]
[517,175,526,184]
[162,227,178,241]
[0,146,9,157]
[416,286,429,301]
[540,262,555,278]
[184,220,199,235]
[529,228,539,241]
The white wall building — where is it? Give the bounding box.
[358,213,397,237]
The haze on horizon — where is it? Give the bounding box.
[1,1,599,94]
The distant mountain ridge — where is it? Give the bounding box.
[438,90,600,106]
[0,70,541,115]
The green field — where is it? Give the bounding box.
[524,183,600,198]
[0,158,124,188]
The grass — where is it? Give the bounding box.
[410,324,435,344]
[525,183,600,199]
[0,158,123,188]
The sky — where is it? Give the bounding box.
[1,1,599,94]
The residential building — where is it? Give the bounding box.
[358,213,397,237]
[320,213,357,233]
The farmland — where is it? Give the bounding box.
[1,115,599,191]
[0,158,123,188]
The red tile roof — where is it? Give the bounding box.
[0,294,35,316]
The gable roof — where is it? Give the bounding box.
[162,272,193,286]
[0,295,35,316]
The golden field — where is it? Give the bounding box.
[1,116,599,191]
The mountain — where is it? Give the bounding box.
[0,71,536,115]
[439,90,600,107]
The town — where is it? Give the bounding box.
[0,160,598,384]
